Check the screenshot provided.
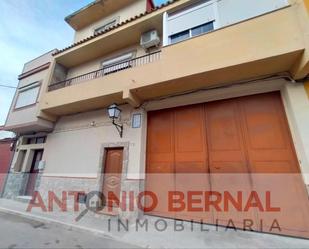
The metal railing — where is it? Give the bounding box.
[48,50,161,91]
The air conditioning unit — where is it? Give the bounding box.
[140,30,160,49]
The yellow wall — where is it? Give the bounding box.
[305,81,309,97]
[74,0,146,43]
[41,7,305,116]
[304,0,309,11]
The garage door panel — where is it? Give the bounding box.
[211,152,247,163]
[249,161,295,173]
[175,162,207,173]
[145,173,175,217]
[146,109,176,217]
[251,174,309,236]
[206,100,248,173]
[147,109,174,154]
[174,106,206,153]
[175,173,213,223]
[146,92,309,238]
[239,93,298,174]
[239,92,309,237]
[146,163,174,174]
[205,99,257,227]
[206,100,243,151]
[240,93,287,150]
[174,105,207,166]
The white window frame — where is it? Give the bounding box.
[101,52,135,75]
[14,82,41,110]
[93,17,119,35]
[164,0,221,46]
[169,21,215,44]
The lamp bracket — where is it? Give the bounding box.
[112,118,123,138]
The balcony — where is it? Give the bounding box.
[39,6,308,119]
[48,51,161,91]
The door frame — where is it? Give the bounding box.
[97,142,130,206]
[24,149,44,196]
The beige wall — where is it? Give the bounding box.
[42,79,309,186]
[22,50,56,74]
[10,137,45,173]
[5,51,54,133]
[41,6,306,117]
[74,0,147,43]
[66,44,146,80]
[282,82,309,183]
[43,105,146,179]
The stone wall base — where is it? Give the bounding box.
[37,176,145,222]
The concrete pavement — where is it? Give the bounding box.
[0,198,308,249]
[0,212,139,249]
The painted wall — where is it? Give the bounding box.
[41,79,309,187]
[282,82,309,184]
[305,81,309,97]
[42,7,305,116]
[66,44,146,80]
[74,0,147,43]
[22,50,55,74]
[5,51,55,132]
[43,105,146,179]
[217,0,288,27]
[165,0,288,44]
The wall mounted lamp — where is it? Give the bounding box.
[107,104,123,138]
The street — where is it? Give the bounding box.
[0,212,139,249]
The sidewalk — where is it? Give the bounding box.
[0,198,308,249]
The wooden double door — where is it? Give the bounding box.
[146,92,309,238]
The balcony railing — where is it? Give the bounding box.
[48,51,161,91]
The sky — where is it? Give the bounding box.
[0,0,167,127]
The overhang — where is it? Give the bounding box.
[66,0,141,31]
[40,7,306,117]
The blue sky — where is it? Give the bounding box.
[0,0,167,127]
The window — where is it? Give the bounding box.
[26,136,46,145]
[170,21,214,44]
[102,52,134,75]
[191,22,214,37]
[166,1,216,45]
[170,30,190,44]
[94,20,117,35]
[15,83,40,109]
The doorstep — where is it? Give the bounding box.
[0,198,308,249]
[15,196,32,203]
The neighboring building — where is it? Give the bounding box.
[0,128,14,195]
[3,50,55,198]
[3,0,309,238]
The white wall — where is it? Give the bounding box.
[165,0,289,44]
[217,0,288,27]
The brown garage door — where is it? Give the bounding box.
[146,92,309,238]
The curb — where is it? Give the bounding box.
[0,207,144,248]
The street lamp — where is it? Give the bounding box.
[107,104,123,138]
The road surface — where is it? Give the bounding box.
[0,212,139,249]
